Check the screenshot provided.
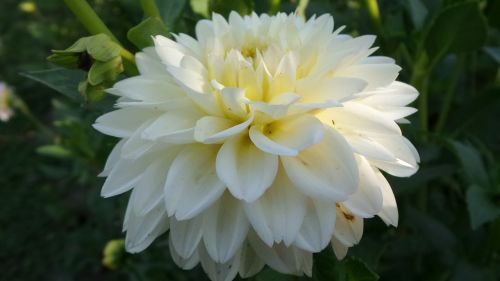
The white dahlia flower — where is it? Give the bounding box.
[94,12,419,280]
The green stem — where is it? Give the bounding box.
[269,0,281,15]
[365,0,383,36]
[296,0,309,19]
[63,0,138,76]
[140,0,161,18]
[63,0,118,43]
[434,56,464,133]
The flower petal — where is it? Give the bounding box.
[203,194,249,263]
[164,145,226,220]
[124,202,169,253]
[342,156,384,218]
[244,167,307,246]
[142,109,202,144]
[194,114,253,144]
[93,107,160,138]
[332,204,364,247]
[281,128,358,201]
[375,169,398,226]
[294,200,336,252]
[238,241,265,278]
[249,115,324,156]
[198,244,241,281]
[169,235,200,270]
[101,155,152,197]
[216,134,278,202]
[169,216,204,258]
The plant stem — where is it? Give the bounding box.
[63,0,138,76]
[140,0,161,18]
[296,0,309,19]
[434,55,464,133]
[365,0,383,36]
[63,0,118,43]
[269,0,281,15]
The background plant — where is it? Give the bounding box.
[1,0,499,280]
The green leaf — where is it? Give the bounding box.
[20,68,86,101]
[156,0,187,29]
[209,0,254,18]
[127,17,170,50]
[190,0,209,17]
[450,141,490,188]
[425,2,487,62]
[405,0,428,30]
[344,257,379,281]
[88,56,123,85]
[313,248,379,281]
[466,185,500,229]
[37,145,73,159]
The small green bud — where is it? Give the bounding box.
[102,239,125,270]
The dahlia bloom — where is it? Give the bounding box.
[94,12,419,280]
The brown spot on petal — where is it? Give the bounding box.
[342,211,355,221]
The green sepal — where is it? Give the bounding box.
[88,56,123,86]
[127,17,170,50]
[78,80,108,103]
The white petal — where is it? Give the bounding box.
[331,237,348,260]
[343,156,384,218]
[120,120,155,159]
[219,86,248,118]
[101,155,152,197]
[164,145,226,220]
[198,244,241,281]
[108,76,182,102]
[294,199,336,252]
[317,102,401,136]
[135,47,168,75]
[141,109,202,143]
[93,107,160,138]
[153,35,188,67]
[249,115,324,156]
[337,63,401,90]
[194,115,253,144]
[203,194,249,263]
[169,235,200,269]
[238,241,265,278]
[375,169,398,226]
[248,232,312,276]
[124,202,169,253]
[99,139,126,177]
[296,77,367,104]
[359,81,418,107]
[343,133,396,161]
[131,151,177,215]
[244,167,307,246]
[332,205,364,247]
[247,92,300,121]
[216,134,278,202]
[281,128,358,201]
[169,216,204,258]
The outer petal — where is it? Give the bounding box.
[249,115,324,156]
[101,155,152,197]
[244,167,307,246]
[141,109,202,143]
[342,156,384,218]
[169,216,204,259]
[238,241,265,278]
[332,204,364,247]
[294,199,336,252]
[216,134,278,202]
[198,245,241,281]
[164,144,226,220]
[169,235,200,270]
[248,232,312,276]
[93,107,161,138]
[124,202,169,253]
[203,194,249,263]
[375,169,398,226]
[281,128,358,201]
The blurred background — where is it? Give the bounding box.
[1,0,499,280]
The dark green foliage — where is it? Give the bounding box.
[3,0,500,281]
